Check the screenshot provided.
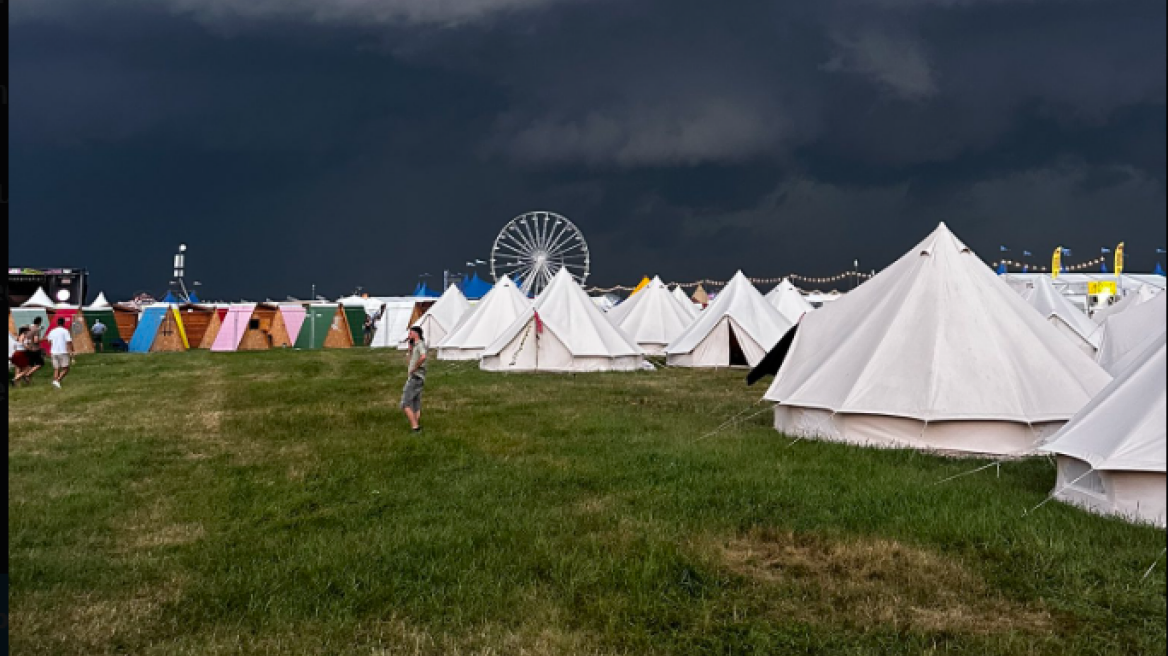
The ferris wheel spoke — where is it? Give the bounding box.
[539,215,558,253]
[507,226,538,256]
[494,244,532,259]
[544,221,573,256]
[517,218,539,253]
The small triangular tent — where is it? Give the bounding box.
[82,308,120,349]
[413,285,472,347]
[275,305,306,347]
[666,272,792,368]
[481,268,643,373]
[88,292,112,309]
[293,305,354,349]
[996,262,1007,275]
[21,287,56,309]
[112,304,141,342]
[1095,291,1166,375]
[607,276,696,355]
[1100,261,1109,274]
[764,223,1112,456]
[162,291,179,304]
[413,282,438,298]
[341,303,367,347]
[1041,331,1166,527]
[691,284,709,306]
[198,308,224,349]
[129,306,189,353]
[1155,262,1165,276]
[462,273,493,300]
[1017,275,1100,356]
[211,304,257,352]
[437,276,531,360]
[369,299,433,349]
[187,292,201,304]
[764,278,815,325]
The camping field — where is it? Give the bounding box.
[7,350,1166,655]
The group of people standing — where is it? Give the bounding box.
[9,316,76,388]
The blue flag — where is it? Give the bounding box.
[996,262,1007,275]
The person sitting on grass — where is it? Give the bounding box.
[401,325,427,433]
[47,317,76,389]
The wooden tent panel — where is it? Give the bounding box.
[8,312,15,336]
[150,309,188,352]
[268,309,294,348]
[199,311,223,349]
[323,307,354,349]
[69,313,96,354]
[180,307,215,348]
[114,308,140,341]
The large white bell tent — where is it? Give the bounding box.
[1016,274,1101,356]
[412,284,472,347]
[480,268,643,373]
[21,287,56,309]
[665,271,792,368]
[1094,289,1166,375]
[764,278,815,325]
[437,276,531,361]
[605,276,696,355]
[370,298,431,349]
[1041,331,1166,527]
[763,223,1112,456]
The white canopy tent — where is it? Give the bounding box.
[1015,275,1100,356]
[437,276,531,361]
[86,292,112,309]
[764,223,1112,456]
[606,276,696,355]
[1094,290,1166,375]
[21,287,56,309]
[1041,332,1166,527]
[666,271,792,368]
[764,278,815,325]
[481,268,643,373]
[412,285,472,347]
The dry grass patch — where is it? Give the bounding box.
[719,528,1052,635]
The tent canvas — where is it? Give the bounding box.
[765,278,815,325]
[342,305,367,346]
[1094,291,1166,375]
[671,286,699,318]
[276,306,306,346]
[239,304,283,350]
[1092,284,1160,324]
[607,276,695,355]
[369,299,431,349]
[437,276,531,360]
[87,292,112,309]
[177,304,217,349]
[1041,332,1166,527]
[462,273,493,300]
[1016,275,1101,356]
[413,285,472,347]
[764,223,1112,456]
[199,310,223,349]
[481,268,644,373]
[666,272,792,368]
[691,284,709,306]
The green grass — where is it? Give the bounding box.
[8,350,1165,655]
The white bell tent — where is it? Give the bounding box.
[763,223,1112,456]
[86,292,112,309]
[1041,331,1166,527]
[665,271,792,368]
[671,286,700,318]
[606,276,696,355]
[21,287,56,309]
[480,268,643,373]
[412,284,472,347]
[764,278,815,325]
[437,276,531,361]
[1092,283,1160,324]
[1016,274,1100,356]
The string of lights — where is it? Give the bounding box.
[584,256,1112,294]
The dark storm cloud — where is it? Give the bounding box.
[8,0,1166,300]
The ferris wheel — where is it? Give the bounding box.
[490,211,590,296]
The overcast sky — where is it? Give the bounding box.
[9,0,1167,300]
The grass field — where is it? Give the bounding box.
[8,349,1166,655]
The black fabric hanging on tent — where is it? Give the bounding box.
[746,324,799,386]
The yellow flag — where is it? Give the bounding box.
[1115,242,1124,276]
[629,276,651,297]
[1052,246,1062,280]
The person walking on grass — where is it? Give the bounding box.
[47,317,75,389]
[401,325,427,432]
[11,326,35,386]
[24,316,46,382]
[91,319,107,353]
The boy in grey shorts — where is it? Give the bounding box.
[401,326,427,433]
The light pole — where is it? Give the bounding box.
[173,244,190,301]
